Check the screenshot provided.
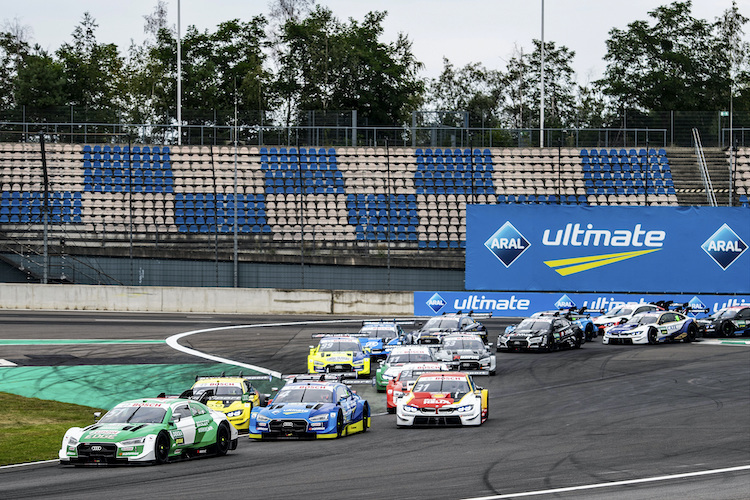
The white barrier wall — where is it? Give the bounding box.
[0,284,414,315]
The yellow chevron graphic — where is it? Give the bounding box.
[544,249,661,276]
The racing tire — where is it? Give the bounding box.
[362,404,370,433]
[154,431,170,465]
[684,324,698,343]
[585,326,595,342]
[336,410,344,438]
[721,321,735,338]
[215,423,231,456]
[546,335,557,352]
[647,327,659,345]
[574,334,582,349]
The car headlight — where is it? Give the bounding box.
[313,361,324,367]
[309,413,330,422]
[255,414,271,423]
[120,437,146,446]
[403,405,419,413]
[226,409,244,418]
[457,404,474,413]
[66,435,78,447]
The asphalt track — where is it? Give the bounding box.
[0,311,749,500]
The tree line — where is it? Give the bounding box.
[0,0,748,133]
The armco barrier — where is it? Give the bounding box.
[0,284,413,315]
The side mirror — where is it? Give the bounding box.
[93,411,101,422]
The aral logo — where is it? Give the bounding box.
[427,293,446,313]
[484,221,530,268]
[687,296,707,315]
[701,223,747,270]
[555,294,576,309]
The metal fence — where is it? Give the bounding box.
[1,107,749,148]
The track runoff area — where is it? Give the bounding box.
[0,312,748,500]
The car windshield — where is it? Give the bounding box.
[412,377,471,398]
[516,319,552,332]
[193,383,243,396]
[359,326,396,338]
[625,314,658,325]
[604,305,634,317]
[388,352,433,364]
[715,309,739,320]
[99,404,167,424]
[442,338,484,350]
[422,317,460,331]
[318,340,361,353]
[273,387,335,404]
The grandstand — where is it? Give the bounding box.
[0,141,747,285]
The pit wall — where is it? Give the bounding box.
[0,283,413,315]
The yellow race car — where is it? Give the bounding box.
[307,335,371,376]
[184,373,271,433]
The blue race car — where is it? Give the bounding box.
[248,377,370,439]
[354,320,408,359]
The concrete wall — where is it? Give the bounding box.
[0,283,414,315]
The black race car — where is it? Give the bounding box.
[411,312,490,344]
[497,316,583,352]
[696,306,750,337]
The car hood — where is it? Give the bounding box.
[509,329,547,337]
[79,422,164,442]
[608,323,644,335]
[407,392,461,408]
[261,402,334,417]
[439,349,486,359]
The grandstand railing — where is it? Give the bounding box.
[0,121,667,149]
[692,128,717,207]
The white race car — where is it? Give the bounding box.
[603,310,699,345]
[396,372,488,427]
[592,303,661,335]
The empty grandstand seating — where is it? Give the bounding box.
[0,143,745,251]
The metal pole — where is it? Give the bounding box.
[539,0,545,148]
[210,144,219,285]
[233,91,238,287]
[40,132,49,284]
[386,138,391,290]
[177,0,182,145]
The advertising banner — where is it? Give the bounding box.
[414,291,750,317]
[466,205,749,294]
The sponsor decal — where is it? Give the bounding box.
[453,294,530,311]
[701,223,747,270]
[427,293,447,313]
[555,294,575,309]
[544,249,660,276]
[423,399,452,405]
[484,221,530,267]
[88,431,118,439]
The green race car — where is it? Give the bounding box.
[375,345,437,392]
[59,397,238,465]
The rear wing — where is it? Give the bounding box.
[282,373,375,386]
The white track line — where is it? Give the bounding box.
[0,459,58,470]
[165,318,365,380]
[461,464,750,500]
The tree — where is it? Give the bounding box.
[597,1,733,112]
[14,51,66,109]
[56,12,124,117]
[0,19,32,108]
[714,1,750,113]
[502,40,578,130]
[276,6,424,126]
[428,58,504,128]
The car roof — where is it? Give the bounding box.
[193,377,245,385]
[390,345,432,353]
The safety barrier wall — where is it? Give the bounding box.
[0,283,413,315]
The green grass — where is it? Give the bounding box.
[0,392,102,466]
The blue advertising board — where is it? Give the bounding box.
[466,205,749,294]
[414,291,750,317]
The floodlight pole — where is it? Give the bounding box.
[539,0,545,148]
[177,0,182,145]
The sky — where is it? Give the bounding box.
[2,0,747,84]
